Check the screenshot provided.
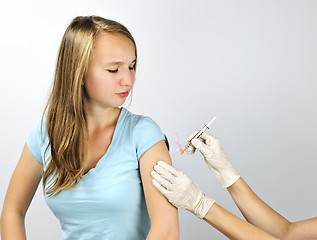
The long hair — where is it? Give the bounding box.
[42,16,137,196]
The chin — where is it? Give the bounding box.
[113,101,127,108]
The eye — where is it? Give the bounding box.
[129,65,136,71]
[107,69,118,73]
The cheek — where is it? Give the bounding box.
[86,69,112,87]
[85,73,112,96]
[131,73,136,85]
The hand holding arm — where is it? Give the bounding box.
[151,161,214,218]
[152,161,277,240]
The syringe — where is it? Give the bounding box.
[179,116,217,154]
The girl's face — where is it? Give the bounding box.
[84,32,136,108]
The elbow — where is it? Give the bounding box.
[170,233,180,240]
[159,231,179,240]
[165,229,180,240]
[0,211,7,230]
[163,222,180,240]
[147,226,179,240]
[0,209,26,236]
[281,222,295,240]
[166,227,180,240]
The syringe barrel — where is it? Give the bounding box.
[184,125,208,150]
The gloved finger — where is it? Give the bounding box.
[187,131,199,142]
[151,170,173,190]
[186,131,199,154]
[191,138,208,152]
[197,132,217,146]
[152,179,170,196]
[154,165,178,185]
[156,161,180,183]
[186,144,196,155]
[154,162,174,177]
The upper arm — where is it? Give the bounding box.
[2,143,43,217]
[139,140,179,238]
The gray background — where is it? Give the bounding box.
[1,0,316,239]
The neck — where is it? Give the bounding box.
[84,103,120,133]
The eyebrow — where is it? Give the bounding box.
[105,59,136,65]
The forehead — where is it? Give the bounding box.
[91,32,136,62]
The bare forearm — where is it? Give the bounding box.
[228,178,290,238]
[204,203,278,240]
[1,211,27,240]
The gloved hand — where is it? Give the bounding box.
[187,132,240,189]
[151,161,215,219]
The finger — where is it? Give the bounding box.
[187,131,211,149]
[187,131,199,142]
[152,179,170,196]
[155,162,179,184]
[154,165,178,184]
[191,138,206,151]
[198,131,211,141]
[185,131,200,154]
[151,170,173,190]
[156,161,177,175]
[157,161,181,178]
[186,144,196,155]
[198,132,217,146]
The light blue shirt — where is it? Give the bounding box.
[26,108,165,240]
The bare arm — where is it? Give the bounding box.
[204,202,278,240]
[189,131,317,239]
[139,140,179,240]
[228,178,317,240]
[1,144,43,240]
[152,161,277,240]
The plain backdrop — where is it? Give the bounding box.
[1,0,316,239]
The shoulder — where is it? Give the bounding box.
[26,119,47,144]
[122,108,162,132]
[25,118,48,164]
[121,108,166,159]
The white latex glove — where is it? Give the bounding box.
[151,161,215,219]
[187,132,240,189]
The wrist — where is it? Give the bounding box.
[192,192,215,219]
[218,168,240,189]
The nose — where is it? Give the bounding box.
[120,69,135,87]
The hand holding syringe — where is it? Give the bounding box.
[179,116,217,154]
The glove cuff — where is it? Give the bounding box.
[219,168,240,189]
[192,193,215,219]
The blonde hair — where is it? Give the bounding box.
[42,16,137,196]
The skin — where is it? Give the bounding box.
[0,144,42,239]
[83,32,137,173]
[154,130,317,239]
[190,132,317,239]
[1,32,179,239]
[151,161,277,239]
[227,177,317,240]
[140,141,179,240]
[187,131,317,239]
[203,202,278,240]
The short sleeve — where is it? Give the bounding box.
[25,122,45,164]
[134,117,165,160]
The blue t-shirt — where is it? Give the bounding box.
[26,108,165,240]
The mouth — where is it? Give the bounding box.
[116,91,130,98]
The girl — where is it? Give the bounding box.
[1,16,179,240]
